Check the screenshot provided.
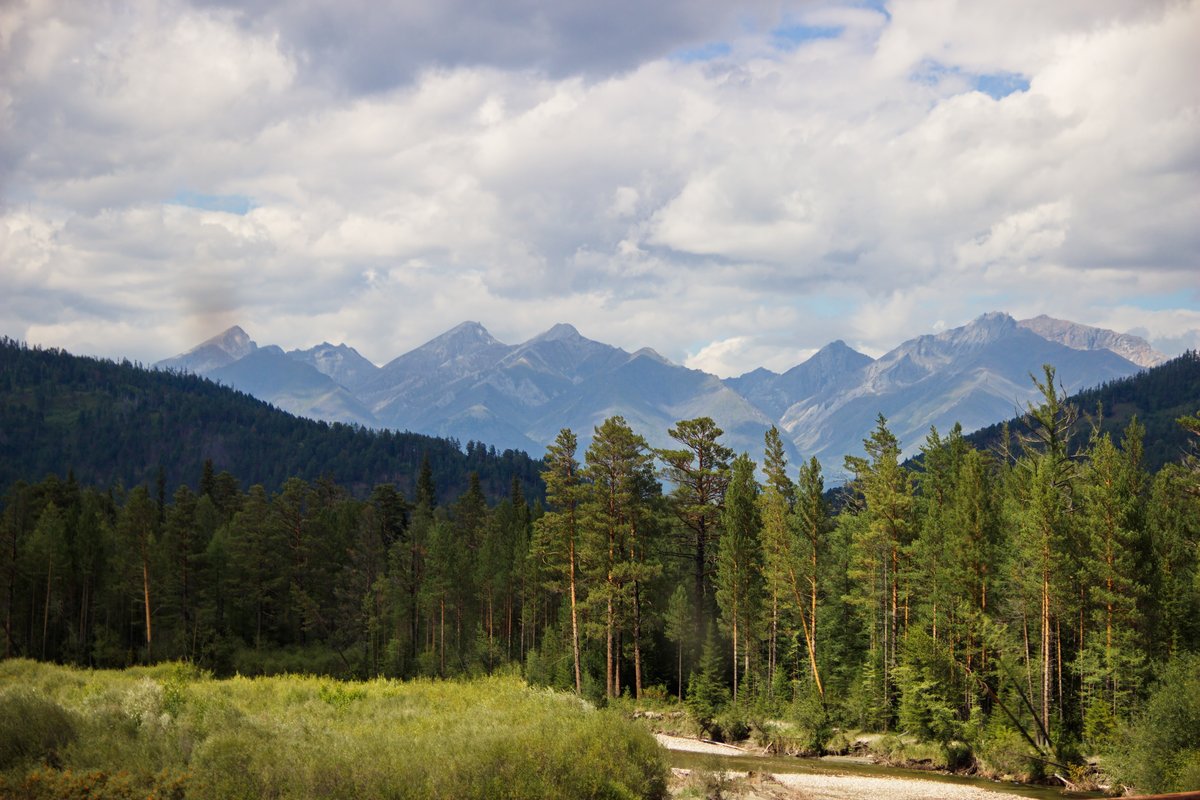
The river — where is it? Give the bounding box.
[662,739,1104,800]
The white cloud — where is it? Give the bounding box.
[0,0,1197,374]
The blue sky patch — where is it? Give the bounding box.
[912,60,1029,99]
[1133,289,1200,312]
[771,23,843,51]
[169,190,255,215]
[973,72,1031,99]
[857,0,891,19]
[669,41,732,63]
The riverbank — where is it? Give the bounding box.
[657,734,1079,800]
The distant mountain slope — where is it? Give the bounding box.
[1018,315,1166,367]
[210,346,378,427]
[153,312,1156,475]
[160,328,379,427]
[0,337,543,502]
[525,345,780,458]
[362,321,781,458]
[726,340,874,420]
[778,313,1143,477]
[286,342,380,392]
[157,325,257,373]
[962,349,1200,472]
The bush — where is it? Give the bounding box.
[712,708,749,743]
[189,727,272,800]
[1109,653,1200,794]
[0,689,77,769]
[788,684,830,753]
[974,722,1043,782]
[0,663,669,800]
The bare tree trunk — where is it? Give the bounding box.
[677,642,683,702]
[1041,574,1051,746]
[633,579,643,700]
[606,595,614,698]
[787,564,825,701]
[142,553,152,660]
[41,560,52,660]
[732,608,739,703]
[569,538,582,695]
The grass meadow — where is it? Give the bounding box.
[0,659,668,799]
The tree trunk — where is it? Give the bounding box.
[732,599,739,703]
[606,594,615,698]
[41,560,52,660]
[142,556,152,660]
[633,579,643,700]
[1041,573,1051,746]
[569,538,582,695]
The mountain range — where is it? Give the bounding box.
[157,312,1164,479]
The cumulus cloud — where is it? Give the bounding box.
[0,0,1197,372]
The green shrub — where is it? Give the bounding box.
[787,683,830,753]
[0,689,77,769]
[974,722,1043,782]
[1,663,667,800]
[713,708,749,743]
[189,727,271,800]
[1108,653,1200,794]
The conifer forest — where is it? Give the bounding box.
[3,350,1199,794]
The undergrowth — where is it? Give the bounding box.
[0,659,667,799]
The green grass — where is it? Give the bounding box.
[0,660,667,799]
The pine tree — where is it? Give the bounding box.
[758,428,794,695]
[665,583,691,701]
[1078,421,1148,744]
[116,486,159,661]
[794,456,829,700]
[27,502,68,660]
[1012,366,1079,750]
[583,416,660,699]
[657,417,733,657]
[716,453,763,702]
[844,414,914,727]
[533,429,585,695]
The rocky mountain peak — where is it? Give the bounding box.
[532,322,583,342]
[202,325,256,359]
[156,324,257,374]
[1018,315,1165,368]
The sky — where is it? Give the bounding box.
[1,0,1198,377]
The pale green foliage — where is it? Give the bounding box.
[0,659,668,800]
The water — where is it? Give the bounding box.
[666,749,1103,799]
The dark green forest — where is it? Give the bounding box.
[963,349,1200,472]
[3,343,1199,793]
[0,337,542,502]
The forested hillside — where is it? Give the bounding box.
[964,349,1200,470]
[0,337,542,502]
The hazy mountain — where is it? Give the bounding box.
[524,344,780,458]
[209,347,379,427]
[726,340,874,420]
[1017,315,1166,368]
[157,313,1148,476]
[778,312,1143,478]
[286,342,380,392]
[157,325,257,373]
[159,328,377,427]
[361,321,777,457]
